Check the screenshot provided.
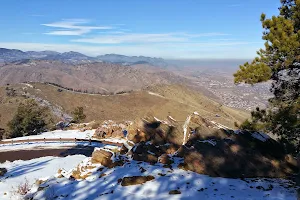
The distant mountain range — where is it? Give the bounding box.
[0,59,191,94]
[0,48,169,67]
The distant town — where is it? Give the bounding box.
[195,73,273,111]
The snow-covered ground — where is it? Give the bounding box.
[27,157,297,200]
[0,155,86,200]
[0,129,297,199]
[100,138,128,144]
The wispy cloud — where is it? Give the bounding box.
[72,33,186,44]
[72,32,229,44]
[41,19,229,44]
[42,19,113,36]
[211,38,237,41]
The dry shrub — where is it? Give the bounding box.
[12,178,30,196]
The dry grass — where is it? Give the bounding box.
[0,83,250,132]
[0,87,22,130]
[11,178,30,196]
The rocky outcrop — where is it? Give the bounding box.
[91,112,297,179]
[91,148,125,168]
[93,120,131,139]
[120,141,135,155]
[120,176,155,186]
[127,112,298,178]
[91,149,114,166]
[158,154,173,165]
[177,129,298,178]
[127,116,183,146]
[92,149,113,166]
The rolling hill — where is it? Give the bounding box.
[0,82,249,131]
[0,60,174,94]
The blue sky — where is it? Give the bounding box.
[0,0,280,59]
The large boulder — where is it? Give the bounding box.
[111,129,124,138]
[130,141,180,165]
[132,129,150,143]
[158,154,173,165]
[0,168,7,176]
[94,127,109,139]
[91,148,126,169]
[91,149,114,167]
[177,133,298,178]
[127,117,183,146]
[120,141,135,155]
[133,153,158,165]
[120,176,155,186]
[131,142,165,164]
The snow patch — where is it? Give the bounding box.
[193,111,200,115]
[25,158,297,200]
[0,155,85,200]
[168,115,177,122]
[183,114,192,145]
[21,83,33,88]
[198,139,217,146]
[251,132,270,142]
[210,121,230,130]
[148,92,165,98]
[154,117,161,122]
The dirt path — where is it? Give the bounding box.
[0,146,95,163]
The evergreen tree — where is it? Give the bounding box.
[71,107,86,123]
[8,99,51,138]
[234,0,300,153]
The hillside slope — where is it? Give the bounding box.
[0,60,173,94]
[0,83,249,131]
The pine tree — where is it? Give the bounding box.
[234,0,300,153]
[71,107,86,123]
[8,99,51,138]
